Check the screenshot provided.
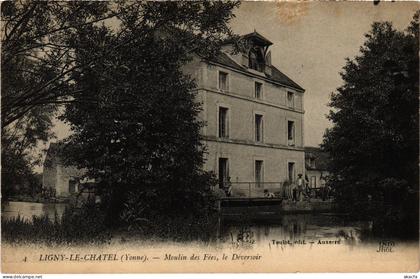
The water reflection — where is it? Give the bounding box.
[2,201,66,222]
[219,214,372,248]
[2,202,374,247]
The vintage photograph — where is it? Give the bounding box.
[1,0,419,274]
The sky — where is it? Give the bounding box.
[49,1,419,148]
[229,1,419,147]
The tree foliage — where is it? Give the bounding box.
[61,2,239,231]
[1,1,115,127]
[1,105,55,197]
[322,12,419,236]
[1,1,116,196]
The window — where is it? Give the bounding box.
[287,91,294,108]
[218,71,228,91]
[310,176,317,188]
[249,47,265,72]
[288,162,295,182]
[255,114,263,142]
[255,160,264,187]
[69,179,77,194]
[287,120,295,146]
[218,158,229,189]
[310,158,315,168]
[255,82,263,99]
[218,107,229,138]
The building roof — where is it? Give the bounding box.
[305,147,329,171]
[44,142,73,168]
[210,52,304,91]
[242,31,273,46]
[44,142,63,168]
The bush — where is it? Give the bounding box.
[331,176,418,239]
[117,172,220,241]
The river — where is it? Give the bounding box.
[2,201,67,222]
[2,201,376,245]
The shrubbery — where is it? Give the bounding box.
[117,172,220,241]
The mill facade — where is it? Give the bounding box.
[184,31,306,196]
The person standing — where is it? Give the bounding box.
[297,174,304,201]
[224,176,232,197]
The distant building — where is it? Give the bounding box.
[304,147,329,188]
[183,31,305,196]
[42,143,85,197]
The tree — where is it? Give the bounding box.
[1,105,55,198]
[322,12,419,237]
[1,1,117,127]
[61,2,239,235]
[1,2,119,197]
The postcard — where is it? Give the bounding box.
[1,0,419,274]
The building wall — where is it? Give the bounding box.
[185,55,305,185]
[42,164,57,190]
[42,158,84,197]
[203,141,305,182]
[198,89,304,147]
[56,165,71,197]
[200,62,304,111]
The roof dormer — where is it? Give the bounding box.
[242,31,273,47]
[242,31,273,74]
[214,31,304,91]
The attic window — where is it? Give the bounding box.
[248,47,265,72]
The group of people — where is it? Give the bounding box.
[218,174,331,201]
[263,174,314,200]
[284,174,306,202]
[286,174,331,201]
